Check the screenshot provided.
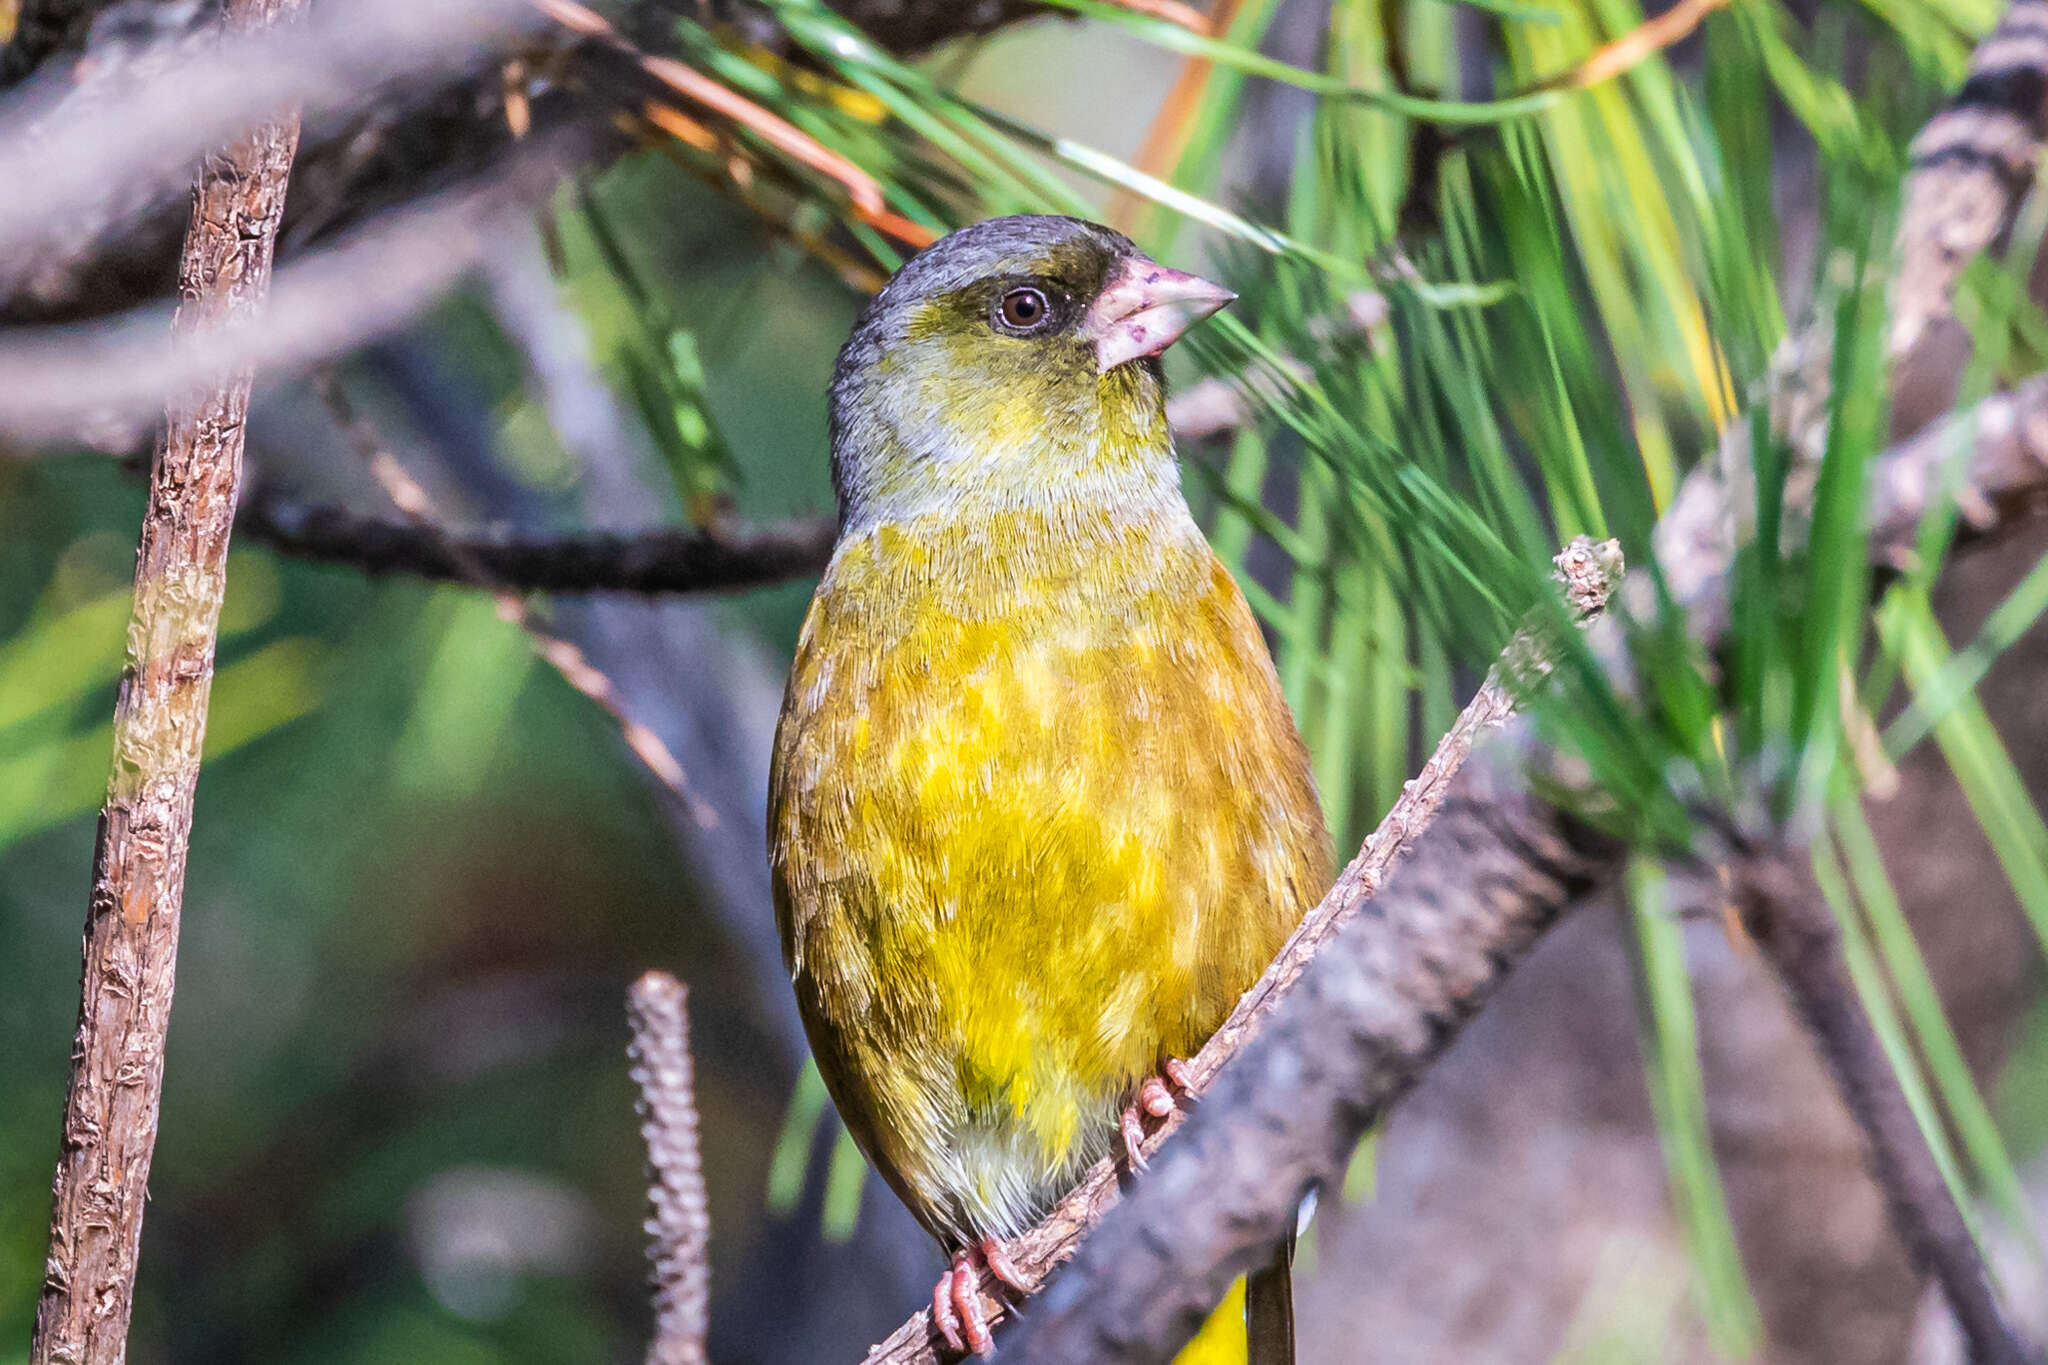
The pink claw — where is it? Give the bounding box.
[933,1242,1014,1358]
[1121,1102,1149,1172]
[933,1260,966,1355]
[980,1236,1027,1293]
[1121,1058,1197,1172]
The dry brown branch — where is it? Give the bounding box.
[1733,852,2036,1365]
[627,971,711,1365]
[29,1,304,1359]
[314,373,717,827]
[1006,734,1622,1364]
[236,495,839,595]
[856,537,1624,1365]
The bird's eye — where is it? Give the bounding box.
[996,286,1052,331]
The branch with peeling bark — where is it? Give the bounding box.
[29,1,305,1360]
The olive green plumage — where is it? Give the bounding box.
[769,215,1330,1350]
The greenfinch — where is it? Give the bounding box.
[769,215,1331,1358]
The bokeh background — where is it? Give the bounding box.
[6,0,2048,1361]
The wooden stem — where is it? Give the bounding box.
[29,3,303,1360]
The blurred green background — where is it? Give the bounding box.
[8,0,2048,1361]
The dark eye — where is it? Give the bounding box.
[996,286,1052,331]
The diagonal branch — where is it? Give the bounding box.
[310,372,718,825]
[1733,851,2036,1365]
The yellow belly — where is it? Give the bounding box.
[769,512,1330,1244]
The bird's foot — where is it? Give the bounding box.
[932,1238,1025,1358]
[1119,1057,1197,1173]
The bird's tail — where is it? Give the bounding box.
[1245,1229,1295,1365]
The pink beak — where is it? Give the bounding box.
[1085,255,1236,374]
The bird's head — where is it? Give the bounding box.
[828,215,1234,529]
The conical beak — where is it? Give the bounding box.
[1085,255,1236,374]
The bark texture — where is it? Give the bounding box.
[29,2,303,1359]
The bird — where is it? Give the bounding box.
[769,214,1331,1360]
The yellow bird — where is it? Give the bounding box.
[770,215,1331,1359]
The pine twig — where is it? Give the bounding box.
[29,2,305,1360]
[856,537,1624,1365]
[628,972,711,1365]
[1732,852,2038,1365]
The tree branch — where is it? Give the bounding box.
[236,493,839,595]
[1732,851,2037,1365]
[29,1,304,1359]
[628,971,711,1365]
[1005,739,1623,1364]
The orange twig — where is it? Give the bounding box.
[1563,0,1728,90]
[1110,0,1242,232]
[1100,0,1210,33]
[534,0,886,215]
[641,101,720,155]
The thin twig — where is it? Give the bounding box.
[628,971,711,1365]
[30,1,305,1360]
[857,538,1624,1365]
[1005,734,1621,1364]
[534,0,886,215]
[314,372,719,827]
[1556,0,1728,91]
[236,495,839,594]
[1733,852,2037,1365]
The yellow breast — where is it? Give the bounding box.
[768,505,1330,1243]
